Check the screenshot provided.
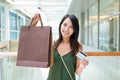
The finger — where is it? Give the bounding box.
[33,13,39,19]
[82,61,88,66]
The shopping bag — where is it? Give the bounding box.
[16,14,53,68]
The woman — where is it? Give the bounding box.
[32,13,88,80]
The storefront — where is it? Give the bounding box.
[83,0,119,51]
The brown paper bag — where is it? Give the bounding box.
[16,14,53,68]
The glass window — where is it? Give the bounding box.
[0,6,6,41]
[17,16,24,30]
[10,32,17,39]
[99,0,119,51]
[99,22,109,51]
[1,6,5,29]
[84,11,88,45]
[9,11,17,30]
[9,11,17,40]
[17,15,24,39]
[9,12,24,40]
[1,30,5,41]
[88,1,98,48]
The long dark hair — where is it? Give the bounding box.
[54,14,82,55]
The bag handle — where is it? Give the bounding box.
[30,13,43,28]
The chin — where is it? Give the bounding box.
[62,35,70,39]
[61,33,70,38]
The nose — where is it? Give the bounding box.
[65,26,69,31]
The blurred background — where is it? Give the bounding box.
[0,0,120,80]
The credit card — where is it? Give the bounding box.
[76,51,87,59]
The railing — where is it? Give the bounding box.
[1,52,120,56]
[0,52,120,80]
[86,52,120,56]
[0,52,17,57]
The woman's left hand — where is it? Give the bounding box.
[75,58,89,74]
[80,59,89,68]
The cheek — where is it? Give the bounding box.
[70,29,74,35]
[60,25,64,32]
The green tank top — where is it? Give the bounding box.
[47,50,76,80]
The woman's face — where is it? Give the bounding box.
[60,18,74,39]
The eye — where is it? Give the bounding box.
[63,23,67,27]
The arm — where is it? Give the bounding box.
[75,57,83,74]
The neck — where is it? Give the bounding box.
[62,38,70,43]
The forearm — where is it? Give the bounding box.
[75,58,83,74]
[75,65,83,74]
[75,60,85,74]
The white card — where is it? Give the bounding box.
[76,51,87,59]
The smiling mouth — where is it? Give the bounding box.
[63,32,69,35]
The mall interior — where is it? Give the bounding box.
[0,0,120,80]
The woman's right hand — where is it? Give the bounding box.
[31,13,40,26]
